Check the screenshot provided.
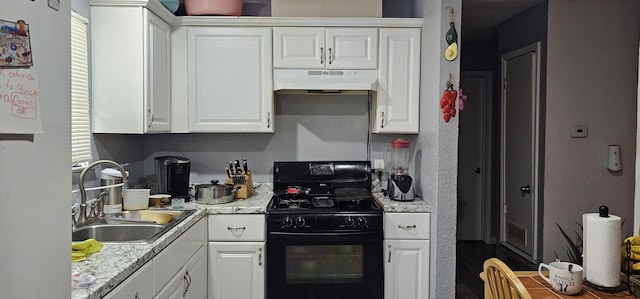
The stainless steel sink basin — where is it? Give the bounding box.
[73,224,165,243]
[72,209,196,244]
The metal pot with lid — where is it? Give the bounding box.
[191,180,240,205]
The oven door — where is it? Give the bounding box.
[267,231,383,299]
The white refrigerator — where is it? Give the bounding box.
[1,1,71,298]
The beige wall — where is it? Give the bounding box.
[544,0,640,263]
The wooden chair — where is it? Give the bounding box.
[479,258,532,299]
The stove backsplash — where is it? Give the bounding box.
[93,94,417,187]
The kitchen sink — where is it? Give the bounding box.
[72,209,196,244]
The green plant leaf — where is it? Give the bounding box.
[556,222,583,264]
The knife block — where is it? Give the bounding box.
[226,170,254,199]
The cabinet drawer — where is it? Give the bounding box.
[209,214,265,241]
[103,261,153,299]
[384,213,430,240]
[153,218,206,296]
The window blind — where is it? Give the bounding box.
[71,12,92,167]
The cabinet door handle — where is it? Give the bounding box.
[147,109,152,128]
[380,112,385,128]
[182,270,192,297]
[258,247,263,266]
[320,47,324,65]
[227,226,246,231]
[134,291,140,299]
[398,224,417,230]
[328,48,333,64]
[387,244,392,263]
[267,112,271,128]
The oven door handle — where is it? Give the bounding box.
[268,231,381,237]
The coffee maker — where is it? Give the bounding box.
[155,156,191,200]
[387,139,416,201]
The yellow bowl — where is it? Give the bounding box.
[137,210,174,224]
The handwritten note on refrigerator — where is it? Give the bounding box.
[0,68,43,133]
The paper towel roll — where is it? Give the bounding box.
[583,212,621,287]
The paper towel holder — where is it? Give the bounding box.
[599,205,609,217]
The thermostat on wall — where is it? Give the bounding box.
[571,126,588,138]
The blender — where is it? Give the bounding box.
[387,138,416,201]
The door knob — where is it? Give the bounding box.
[474,167,483,174]
[520,185,531,193]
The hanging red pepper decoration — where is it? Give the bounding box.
[440,79,457,123]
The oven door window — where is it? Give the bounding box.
[286,245,363,284]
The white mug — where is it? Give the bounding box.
[538,261,583,295]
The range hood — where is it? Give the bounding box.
[273,69,378,93]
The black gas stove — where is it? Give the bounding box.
[267,161,383,232]
[266,161,384,299]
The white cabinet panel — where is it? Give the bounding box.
[155,244,207,299]
[384,212,430,240]
[208,214,265,241]
[374,28,420,134]
[208,242,265,299]
[91,7,171,133]
[384,240,430,299]
[274,27,377,69]
[154,218,206,296]
[103,261,154,299]
[187,27,274,132]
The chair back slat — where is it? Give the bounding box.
[479,258,532,299]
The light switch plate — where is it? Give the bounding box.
[571,126,588,138]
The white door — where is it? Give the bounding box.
[500,43,540,261]
[208,242,265,299]
[384,239,430,299]
[273,27,325,68]
[326,28,378,69]
[184,245,207,299]
[374,28,420,134]
[188,27,274,132]
[457,71,492,242]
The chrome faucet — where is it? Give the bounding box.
[76,160,129,226]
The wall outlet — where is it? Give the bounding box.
[374,159,385,170]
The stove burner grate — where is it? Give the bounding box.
[311,197,334,208]
[277,198,311,209]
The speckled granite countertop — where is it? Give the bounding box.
[71,183,429,299]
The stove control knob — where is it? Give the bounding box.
[295,216,306,227]
[282,216,293,228]
[345,216,356,228]
[356,216,368,227]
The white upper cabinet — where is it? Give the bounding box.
[186,27,274,133]
[274,27,378,69]
[373,27,421,134]
[91,6,171,133]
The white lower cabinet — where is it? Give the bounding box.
[384,213,430,299]
[103,261,154,299]
[155,245,207,299]
[153,218,207,298]
[207,214,265,299]
[208,242,265,299]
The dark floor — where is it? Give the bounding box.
[455,241,496,299]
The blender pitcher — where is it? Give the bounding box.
[387,138,416,201]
